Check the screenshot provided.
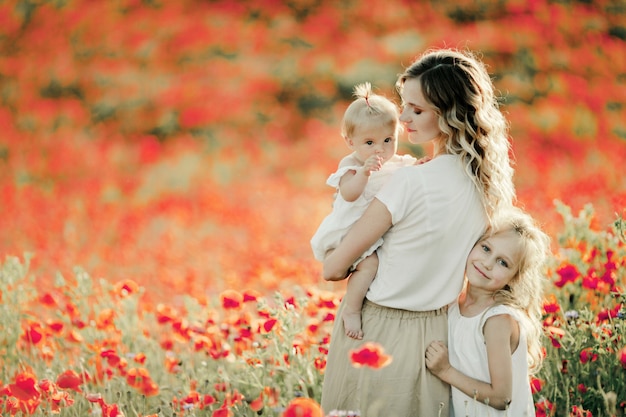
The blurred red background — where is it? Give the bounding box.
[1,0,624,301]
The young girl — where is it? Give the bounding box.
[425,206,550,417]
[311,82,417,339]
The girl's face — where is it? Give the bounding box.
[465,230,523,292]
[399,78,441,145]
[345,123,397,165]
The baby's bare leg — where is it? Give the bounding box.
[342,252,379,339]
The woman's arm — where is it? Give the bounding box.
[425,315,518,410]
[323,198,392,281]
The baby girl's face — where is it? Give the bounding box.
[347,123,397,165]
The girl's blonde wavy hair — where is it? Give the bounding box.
[396,48,515,220]
[482,206,551,374]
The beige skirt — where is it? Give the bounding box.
[321,299,450,417]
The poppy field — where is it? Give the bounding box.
[1,0,626,416]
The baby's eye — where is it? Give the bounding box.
[384,137,393,143]
[366,140,374,146]
[481,244,490,252]
[497,259,509,268]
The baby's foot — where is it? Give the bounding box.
[343,310,363,340]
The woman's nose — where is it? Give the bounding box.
[399,107,410,122]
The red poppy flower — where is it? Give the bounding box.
[203,394,217,407]
[96,308,116,330]
[284,296,297,308]
[535,399,555,417]
[22,321,44,345]
[46,319,64,334]
[282,397,323,417]
[262,318,277,333]
[530,377,543,394]
[543,296,560,314]
[212,406,233,417]
[134,352,147,364]
[571,405,592,417]
[249,393,264,412]
[546,326,565,348]
[156,304,178,323]
[220,290,243,309]
[243,289,261,302]
[581,274,598,290]
[554,264,579,287]
[126,367,149,388]
[56,370,83,392]
[9,372,40,402]
[349,342,393,369]
[579,348,598,364]
[39,292,57,307]
[314,357,326,371]
[126,368,159,397]
[67,329,84,343]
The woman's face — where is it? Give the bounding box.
[399,78,441,145]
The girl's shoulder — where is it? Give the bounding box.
[480,304,521,328]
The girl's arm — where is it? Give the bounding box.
[338,155,383,202]
[323,198,392,281]
[425,314,519,410]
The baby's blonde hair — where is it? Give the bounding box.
[484,206,551,374]
[342,82,400,140]
[396,48,515,221]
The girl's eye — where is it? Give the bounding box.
[366,141,374,146]
[497,259,509,268]
[384,137,392,143]
[481,244,490,252]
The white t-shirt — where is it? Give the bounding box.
[448,303,536,417]
[368,155,486,311]
[310,153,417,262]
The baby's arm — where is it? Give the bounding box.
[425,315,518,410]
[337,155,383,202]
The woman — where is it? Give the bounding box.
[321,48,516,417]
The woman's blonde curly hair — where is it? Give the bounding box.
[396,48,515,220]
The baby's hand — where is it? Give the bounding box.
[362,155,383,176]
[425,340,451,377]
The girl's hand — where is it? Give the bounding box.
[362,155,383,176]
[425,340,451,377]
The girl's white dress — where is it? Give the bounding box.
[448,302,537,417]
[310,154,416,264]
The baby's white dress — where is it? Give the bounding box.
[310,153,416,263]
